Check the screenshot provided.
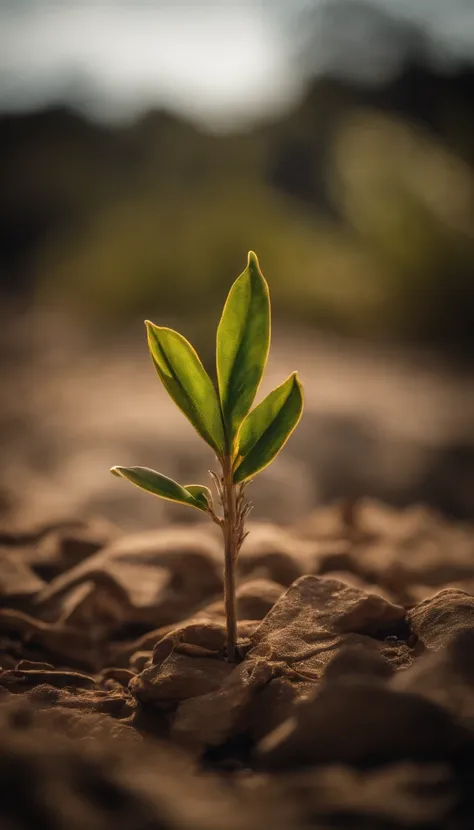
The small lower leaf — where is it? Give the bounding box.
[111,466,209,512]
[184,484,212,509]
[233,372,303,483]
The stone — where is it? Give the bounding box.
[393,629,474,727]
[0,607,105,671]
[256,683,465,769]
[0,550,46,600]
[171,661,273,753]
[0,699,274,830]
[237,523,310,586]
[247,676,300,742]
[162,576,411,754]
[130,622,235,706]
[322,645,394,684]
[308,541,360,577]
[129,651,152,673]
[278,762,456,828]
[321,570,396,602]
[151,621,228,665]
[33,518,118,577]
[34,526,224,637]
[356,517,474,593]
[235,579,284,621]
[249,575,409,682]
[0,668,97,692]
[409,589,474,650]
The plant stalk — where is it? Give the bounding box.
[222,456,238,662]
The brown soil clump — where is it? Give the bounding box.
[2,503,474,828]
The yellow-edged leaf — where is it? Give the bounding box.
[111,466,209,512]
[233,373,303,483]
[184,484,212,509]
[146,322,225,455]
[216,251,270,449]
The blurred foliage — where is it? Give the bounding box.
[1,57,474,356]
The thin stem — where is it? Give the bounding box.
[208,463,251,661]
[222,455,238,662]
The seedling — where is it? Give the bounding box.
[111,252,303,661]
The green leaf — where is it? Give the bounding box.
[183,484,212,510]
[233,372,304,483]
[111,466,210,512]
[216,251,270,449]
[146,322,225,455]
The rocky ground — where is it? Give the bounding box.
[2,498,474,829]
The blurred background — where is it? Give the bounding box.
[1,0,474,531]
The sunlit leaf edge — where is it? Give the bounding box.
[111,465,209,512]
[146,321,226,456]
[216,250,271,450]
[232,373,304,483]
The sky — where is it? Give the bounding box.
[0,0,473,129]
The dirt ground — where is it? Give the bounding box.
[2,499,474,829]
[2,314,474,828]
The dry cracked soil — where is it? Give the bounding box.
[2,499,474,829]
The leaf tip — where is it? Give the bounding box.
[293,371,304,401]
[144,321,155,344]
[145,319,161,335]
[246,251,270,319]
[110,466,123,478]
[247,251,266,283]
[247,250,260,269]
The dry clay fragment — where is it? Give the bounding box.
[235,578,284,620]
[409,588,474,651]
[356,518,474,594]
[291,497,403,541]
[165,576,410,753]
[33,518,118,575]
[15,660,55,671]
[393,628,474,727]
[321,569,397,603]
[295,501,474,598]
[255,587,474,769]
[24,683,135,720]
[177,580,284,629]
[0,668,97,693]
[321,644,395,685]
[0,696,138,743]
[130,621,255,707]
[0,518,104,547]
[256,682,465,769]
[109,578,283,669]
[236,522,361,587]
[0,698,281,830]
[99,667,135,688]
[0,549,46,600]
[276,762,456,828]
[132,651,234,708]
[237,523,312,586]
[129,651,152,673]
[172,660,273,752]
[295,500,447,544]
[0,608,105,671]
[54,579,128,636]
[0,519,117,594]
[249,575,409,680]
[34,525,224,636]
